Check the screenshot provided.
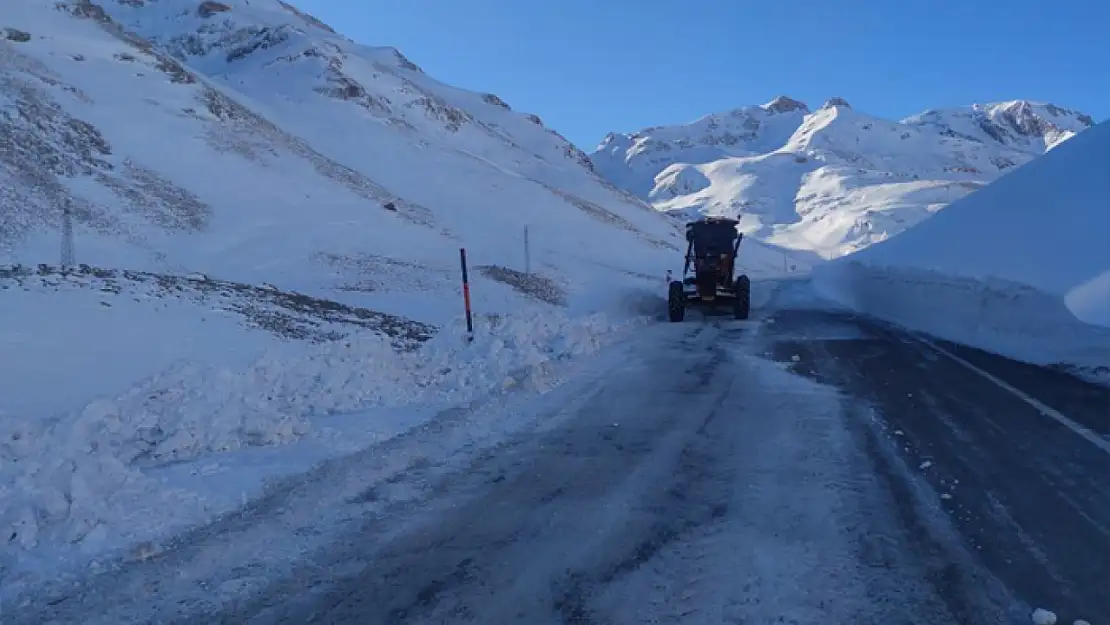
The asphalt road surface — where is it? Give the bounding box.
[763,306,1110,624]
[10,290,1108,625]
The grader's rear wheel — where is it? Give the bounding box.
[733,275,750,320]
[668,281,685,322]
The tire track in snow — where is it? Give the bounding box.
[10,310,1001,624]
[204,323,739,624]
[592,338,959,624]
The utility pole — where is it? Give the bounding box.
[61,200,75,269]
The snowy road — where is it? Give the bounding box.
[8,289,1107,624]
[177,318,966,625]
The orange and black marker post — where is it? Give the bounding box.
[459,248,474,341]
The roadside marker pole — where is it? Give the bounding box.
[524,225,531,276]
[459,247,474,342]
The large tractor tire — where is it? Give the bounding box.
[668,280,685,322]
[733,275,750,320]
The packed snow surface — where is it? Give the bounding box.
[814,120,1110,376]
[592,97,1094,258]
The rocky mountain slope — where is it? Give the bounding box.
[591,96,1094,258]
[1,0,690,326]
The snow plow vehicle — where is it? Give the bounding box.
[667,217,750,322]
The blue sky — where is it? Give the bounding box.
[296,0,1107,149]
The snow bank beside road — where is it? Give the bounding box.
[1065,269,1110,328]
[0,310,641,590]
[813,120,1110,377]
[814,262,1110,376]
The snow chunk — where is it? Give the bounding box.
[1031,607,1057,625]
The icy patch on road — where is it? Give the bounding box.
[813,262,1110,382]
[0,310,643,601]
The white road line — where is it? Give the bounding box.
[918,337,1110,455]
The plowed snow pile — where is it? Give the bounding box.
[814,120,1110,379]
[0,310,643,599]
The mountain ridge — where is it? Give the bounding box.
[591,95,1094,258]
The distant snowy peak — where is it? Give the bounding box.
[903,100,1094,152]
[592,97,812,197]
[821,97,851,110]
[590,96,1094,258]
[762,95,809,114]
[597,97,1089,164]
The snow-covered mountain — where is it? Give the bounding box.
[591,96,1095,258]
[4,0,710,587]
[2,0,690,326]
